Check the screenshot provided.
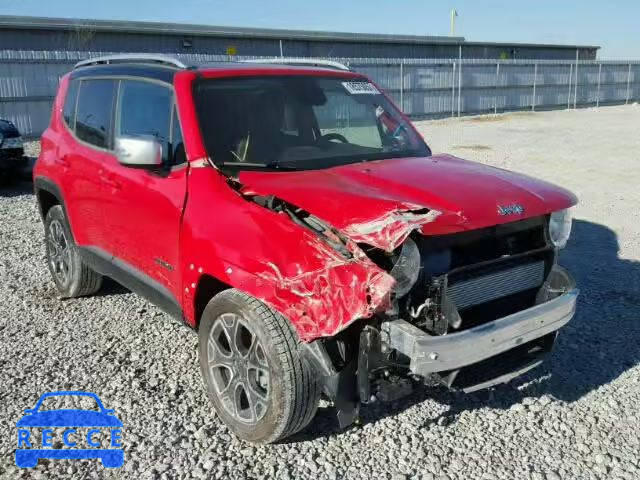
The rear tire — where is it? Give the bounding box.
[44,205,102,297]
[198,289,319,443]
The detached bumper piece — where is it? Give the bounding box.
[382,265,578,391]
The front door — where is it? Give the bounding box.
[99,78,188,303]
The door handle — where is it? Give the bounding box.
[56,155,70,168]
[104,178,121,190]
[99,172,121,190]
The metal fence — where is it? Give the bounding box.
[1,50,639,137]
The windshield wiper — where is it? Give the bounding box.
[216,161,298,171]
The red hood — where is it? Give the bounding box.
[238,154,577,251]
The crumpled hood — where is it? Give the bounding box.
[239,154,577,251]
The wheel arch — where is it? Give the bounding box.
[33,176,66,220]
[194,273,232,329]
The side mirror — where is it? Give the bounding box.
[24,408,36,415]
[115,135,163,167]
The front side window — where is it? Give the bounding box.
[75,79,117,149]
[116,80,173,164]
[193,75,430,171]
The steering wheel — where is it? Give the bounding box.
[320,133,349,143]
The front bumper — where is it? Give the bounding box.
[382,265,578,377]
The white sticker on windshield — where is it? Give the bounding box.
[342,81,380,95]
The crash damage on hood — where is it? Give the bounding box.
[230,181,441,341]
[219,154,575,342]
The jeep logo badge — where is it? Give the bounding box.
[497,203,525,216]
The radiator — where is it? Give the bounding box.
[447,260,545,310]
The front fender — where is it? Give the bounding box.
[180,167,395,342]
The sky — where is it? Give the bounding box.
[1,0,638,59]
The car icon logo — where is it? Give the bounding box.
[15,391,124,468]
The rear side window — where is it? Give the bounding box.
[63,79,79,128]
[116,80,172,164]
[75,79,117,149]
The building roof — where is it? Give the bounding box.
[0,15,463,45]
[0,15,600,50]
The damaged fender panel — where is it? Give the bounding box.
[342,207,441,252]
[255,237,396,340]
[180,167,397,341]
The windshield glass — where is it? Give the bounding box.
[194,75,430,170]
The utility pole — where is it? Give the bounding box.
[450,9,458,36]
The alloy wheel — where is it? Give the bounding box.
[207,313,270,424]
[47,219,71,286]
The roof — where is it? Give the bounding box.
[0,15,600,51]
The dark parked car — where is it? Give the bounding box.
[0,118,26,181]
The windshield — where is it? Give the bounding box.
[194,75,430,170]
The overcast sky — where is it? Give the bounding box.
[1,0,638,59]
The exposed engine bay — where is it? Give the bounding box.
[301,215,577,427]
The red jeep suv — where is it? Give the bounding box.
[34,55,578,443]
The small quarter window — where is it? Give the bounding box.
[75,79,117,149]
[170,108,186,166]
[63,79,79,129]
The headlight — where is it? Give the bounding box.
[549,209,572,248]
[389,237,421,297]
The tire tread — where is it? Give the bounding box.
[202,289,319,443]
[45,205,102,297]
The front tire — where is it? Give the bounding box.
[198,289,319,443]
[44,205,102,297]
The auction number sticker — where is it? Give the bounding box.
[342,81,380,95]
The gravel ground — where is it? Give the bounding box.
[1,106,639,479]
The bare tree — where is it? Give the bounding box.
[67,23,96,52]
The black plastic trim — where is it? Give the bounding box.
[33,176,66,220]
[78,246,184,321]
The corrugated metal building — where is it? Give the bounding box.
[4,16,626,137]
[0,15,599,60]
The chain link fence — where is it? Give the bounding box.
[1,50,639,137]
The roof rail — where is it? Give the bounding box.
[74,54,187,70]
[242,57,351,71]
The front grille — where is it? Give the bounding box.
[416,216,548,273]
[447,260,545,310]
[409,217,555,334]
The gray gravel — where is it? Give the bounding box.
[1,106,640,479]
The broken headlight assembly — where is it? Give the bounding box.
[549,208,572,248]
[389,237,421,297]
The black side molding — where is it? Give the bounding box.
[79,246,184,322]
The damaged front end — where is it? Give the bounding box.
[299,215,578,428]
[229,173,577,429]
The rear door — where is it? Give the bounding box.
[58,78,118,250]
[99,78,188,302]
